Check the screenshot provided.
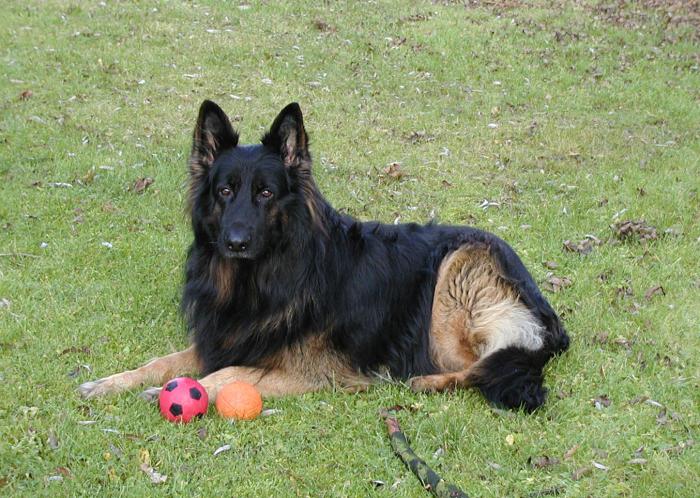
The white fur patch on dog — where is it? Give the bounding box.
[470,298,544,357]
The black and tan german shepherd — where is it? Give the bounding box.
[80,101,569,411]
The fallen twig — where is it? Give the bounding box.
[379,408,468,498]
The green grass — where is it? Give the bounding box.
[1,0,698,496]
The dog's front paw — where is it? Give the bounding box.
[410,373,462,393]
[78,378,111,398]
[409,376,436,393]
[79,373,133,398]
[139,386,162,403]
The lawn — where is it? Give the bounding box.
[1,0,698,496]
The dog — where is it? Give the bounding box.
[79,101,569,411]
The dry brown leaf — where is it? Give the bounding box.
[615,284,634,299]
[543,274,572,293]
[401,13,433,22]
[662,439,694,456]
[385,404,406,412]
[80,168,97,185]
[383,162,404,179]
[656,408,680,426]
[388,36,407,48]
[529,486,566,497]
[572,466,592,480]
[133,177,154,194]
[644,285,665,301]
[55,466,71,478]
[563,444,580,460]
[60,346,92,356]
[406,131,435,144]
[543,261,559,269]
[563,235,601,255]
[529,455,560,469]
[611,220,658,242]
[312,19,336,33]
[613,336,632,350]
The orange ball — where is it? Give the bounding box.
[215,381,263,420]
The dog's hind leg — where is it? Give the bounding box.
[78,345,200,398]
[410,347,548,412]
[411,243,552,412]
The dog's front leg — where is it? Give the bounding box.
[197,366,322,402]
[78,345,200,398]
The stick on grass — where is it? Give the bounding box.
[380,408,468,498]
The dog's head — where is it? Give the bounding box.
[188,101,315,260]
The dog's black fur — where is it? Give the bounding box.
[183,101,569,411]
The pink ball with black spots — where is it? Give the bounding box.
[158,377,208,423]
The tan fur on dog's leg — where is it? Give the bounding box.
[197,366,323,402]
[78,345,200,398]
[410,369,473,393]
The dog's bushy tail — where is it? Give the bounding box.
[467,346,550,412]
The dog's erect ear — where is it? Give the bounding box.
[190,100,238,176]
[262,103,310,169]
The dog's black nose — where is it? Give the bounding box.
[225,232,251,253]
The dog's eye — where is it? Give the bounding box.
[259,189,273,199]
[219,187,232,197]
